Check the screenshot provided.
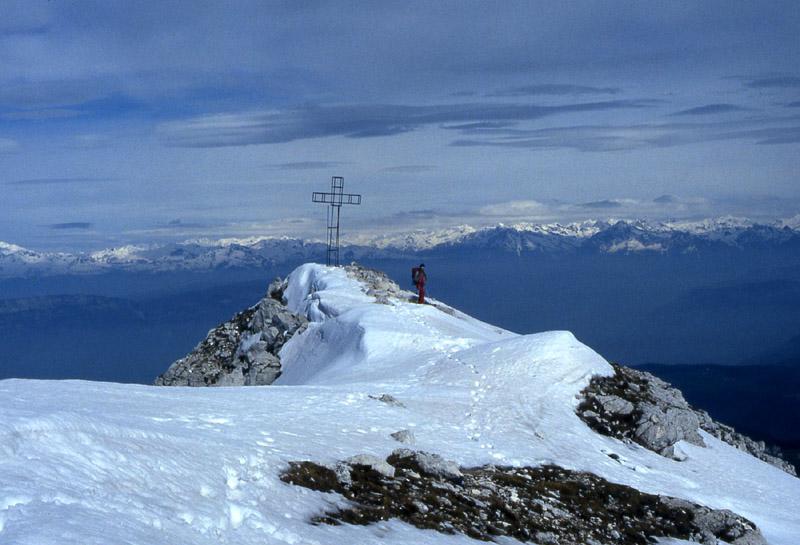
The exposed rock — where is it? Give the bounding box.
[369,393,406,407]
[387,448,463,481]
[578,364,796,475]
[390,429,418,444]
[282,451,766,545]
[154,277,308,386]
[344,454,396,478]
[344,262,403,303]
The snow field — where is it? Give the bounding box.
[1,263,799,544]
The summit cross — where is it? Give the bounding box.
[312,176,362,266]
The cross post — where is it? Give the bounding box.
[312,176,361,266]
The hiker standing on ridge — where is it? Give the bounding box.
[412,263,427,304]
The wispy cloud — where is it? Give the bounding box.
[746,76,800,89]
[48,222,93,230]
[2,108,83,120]
[669,104,746,116]
[8,177,116,186]
[489,84,621,97]
[450,115,800,152]
[578,200,628,209]
[467,196,716,226]
[156,100,657,148]
[381,165,437,173]
[269,161,350,171]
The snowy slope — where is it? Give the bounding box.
[1,263,799,544]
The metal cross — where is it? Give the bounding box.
[312,176,361,266]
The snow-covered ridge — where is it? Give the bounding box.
[2,262,799,544]
[2,215,799,278]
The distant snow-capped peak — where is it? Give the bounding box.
[1,215,798,279]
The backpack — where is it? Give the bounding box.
[411,267,420,286]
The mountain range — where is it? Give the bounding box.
[3,215,800,278]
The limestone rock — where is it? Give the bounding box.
[578,363,796,476]
[388,448,462,481]
[369,393,405,407]
[154,276,307,386]
[390,429,418,444]
[344,454,396,478]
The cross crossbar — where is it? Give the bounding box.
[312,192,361,205]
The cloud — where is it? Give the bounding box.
[653,195,677,204]
[669,104,746,116]
[578,200,627,209]
[746,76,800,89]
[156,100,657,147]
[743,127,800,145]
[450,115,800,152]
[381,165,437,173]
[477,200,552,218]
[48,222,93,230]
[0,79,110,110]
[441,121,516,131]
[490,84,621,97]
[160,219,215,229]
[2,108,82,120]
[270,161,349,171]
[8,177,116,185]
[653,195,708,206]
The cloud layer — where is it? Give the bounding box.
[1,1,799,251]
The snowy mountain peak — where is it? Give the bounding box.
[2,215,800,278]
[2,262,800,544]
[0,241,28,254]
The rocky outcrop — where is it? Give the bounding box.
[343,262,404,303]
[154,278,308,386]
[282,449,766,544]
[578,364,797,475]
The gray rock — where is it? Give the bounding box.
[388,449,462,481]
[344,263,403,303]
[370,393,405,407]
[266,277,287,302]
[391,429,418,444]
[660,497,766,545]
[575,364,800,475]
[635,404,705,452]
[597,394,634,416]
[345,454,396,478]
[215,367,245,387]
[154,277,307,387]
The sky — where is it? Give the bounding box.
[1,1,800,252]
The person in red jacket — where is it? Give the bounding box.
[413,263,427,303]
